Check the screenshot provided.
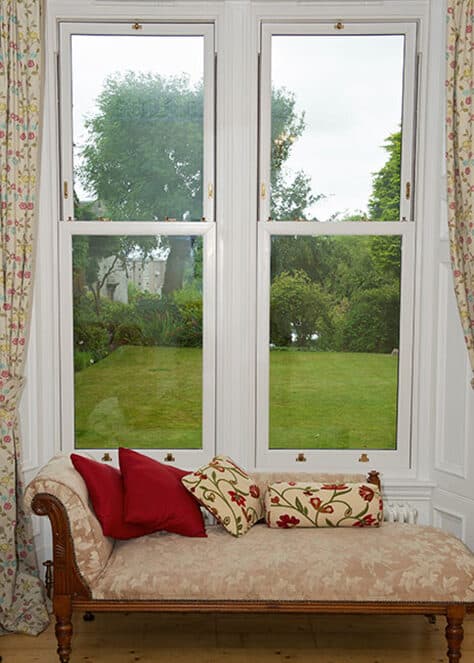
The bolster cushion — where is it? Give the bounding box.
[265,481,383,528]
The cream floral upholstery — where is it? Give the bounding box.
[24,454,113,586]
[24,457,474,606]
[92,523,474,603]
[250,472,367,496]
[182,456,265,536]
[264,481,383,528]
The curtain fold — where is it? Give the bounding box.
[446,0,474,388]
[0,0,49,635]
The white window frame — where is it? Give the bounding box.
[256,22,418,473]
[259,22,417,224]
[57,21,216,467]
[59,22,215,223]
[59,221,216,467]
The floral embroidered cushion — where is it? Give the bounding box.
[264,481,383,528]
[181,456,264,536]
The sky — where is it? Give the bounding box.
[272,35,404,220]
[71,33,404,220]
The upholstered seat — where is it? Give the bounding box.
[25,454,474,663]
[91,522,474,603]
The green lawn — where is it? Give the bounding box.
[74,346,202,449]
[74,346,398,450]
[269,350,397,450]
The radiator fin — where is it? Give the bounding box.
[384,502,418,524]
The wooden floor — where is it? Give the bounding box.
[2,612,474,662]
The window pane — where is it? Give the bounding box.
[269,235,401,450]
[271,35,404,221]
[72,35,204,221]
[72,234,203,449]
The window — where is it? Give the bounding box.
[257,23,417,470]
[55,11,422,475]
[58,23,215,465]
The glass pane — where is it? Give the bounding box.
[269,235,401,449]
[271,35,404,221]
[72,234,203,449]
[72,35,204,221]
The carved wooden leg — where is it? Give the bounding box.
[446,605,465,663]
[54,595,73,663]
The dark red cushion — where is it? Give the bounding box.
[119,448,206,538]
[71,453,156,540]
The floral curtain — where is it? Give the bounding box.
[446,0,474,389]
[0,0,49,635]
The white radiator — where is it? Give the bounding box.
[384,502,418,524]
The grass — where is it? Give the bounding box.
[269,349,397,450]
[74,346,398,450]
[74,346,202,449]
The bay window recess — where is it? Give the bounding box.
[57,16,420,474]
[256,23,418,471]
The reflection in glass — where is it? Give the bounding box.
[72,235,203,449]
[269,235,401,450]
[72,35,204,221]
[271,35,404,221]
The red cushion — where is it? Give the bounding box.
[119,448,206,538]
[71,454,156,540]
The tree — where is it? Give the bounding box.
[81,72,203,222]
[270,270,333,348]
[341,281,400,353]
[270,87,322,220]
[269,130,403,354]
[368,130,401,221]
[72,234,158,316]
[79,74,316,294]
[368,130,402,281]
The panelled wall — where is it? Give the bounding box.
[433,252,474,545]
[20,0,474,567]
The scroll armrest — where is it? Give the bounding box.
[25,454,114,590]
[32,493,91,599]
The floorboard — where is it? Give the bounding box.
[2,612,473,662]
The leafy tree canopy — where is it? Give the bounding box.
[368,130,401,221]
[77,74,317,298]
[80,72,204,222]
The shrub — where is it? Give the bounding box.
[112,323,145,347]
[342,283,400,353]
[270,270,333,348]
[74,351,94,372]
[171,299,203,347]
[74,323,110,362]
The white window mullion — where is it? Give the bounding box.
[399,24,418,222]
